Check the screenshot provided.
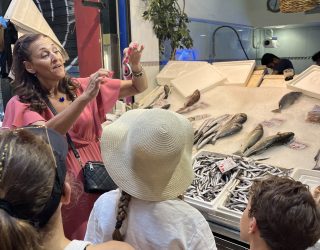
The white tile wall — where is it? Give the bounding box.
[130,0,160,97]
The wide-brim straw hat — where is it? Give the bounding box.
[101,109,194,201]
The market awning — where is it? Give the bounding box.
[4,0,69,60]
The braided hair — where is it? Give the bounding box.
[112,191,131,241]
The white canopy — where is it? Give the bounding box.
[4,0,69,60]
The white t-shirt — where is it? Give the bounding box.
[308,240,320,250]
[85,189,217,250]
[64,240,91,250]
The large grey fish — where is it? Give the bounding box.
[272,92,302,113]
[243,132,295,157]
[194,114,230,146]
[234,124,264,156]
[313,149,320,170]
[211,123,243,145]
[210,113,247,145]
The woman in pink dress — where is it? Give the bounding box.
[2,33,148,240]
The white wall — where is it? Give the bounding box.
[130,0,160,100]
[180,0,251,26]
[247,0,320,27]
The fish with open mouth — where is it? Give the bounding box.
[272,91,302,113]
[234,124,264,156]
[243,132,295,157]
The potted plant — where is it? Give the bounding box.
[142,0,193,60]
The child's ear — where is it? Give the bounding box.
[249,217,258,234]
[61,182,71,205]
[23,61,36,74]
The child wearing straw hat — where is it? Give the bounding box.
[85,109,217,250]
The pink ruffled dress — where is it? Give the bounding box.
[2,77,120,240]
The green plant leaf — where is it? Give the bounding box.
[142,0,193,59]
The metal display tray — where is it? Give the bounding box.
[290,168,320,193]
[210,167,320,231]
[207,158,293,230]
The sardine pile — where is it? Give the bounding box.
[224,163,292,212]
[185,152,292,211]
[186,154,240,202]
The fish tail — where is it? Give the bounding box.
[271,108,281,113]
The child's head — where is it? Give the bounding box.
[240,176,320,250]
[101,109,194,201]
[0,127,68,250]
[101,109,195,241]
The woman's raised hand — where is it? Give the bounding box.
[123,42,144,72]
[82,69,113,102]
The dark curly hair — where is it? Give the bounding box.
[261,53,279,66]
[248,176,320,250]
[11,34,78,113]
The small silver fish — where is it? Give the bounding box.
[234,124,264,156]
[272,92,302,113]
[243,132,295,157]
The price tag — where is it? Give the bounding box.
[287,140,308,150]
[217,157,238,174]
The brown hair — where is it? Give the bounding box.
[11,33,78,113]
[248,176,320,250]
[0,129,56,250]
[112,191,131,241]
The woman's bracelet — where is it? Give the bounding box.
[132,67,144,78]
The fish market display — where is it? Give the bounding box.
[314,149,320,171]
[272,91,302,113]
[176,89,201,113]
[243,132,295,157]
[194,114,231,149]
[193,113,247,150]
[185,152,292,208]
[211,123,243,145]
[185,153,240,202]
[224,163,292,212]
[234,124,264,156]
[210,113,247,145]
